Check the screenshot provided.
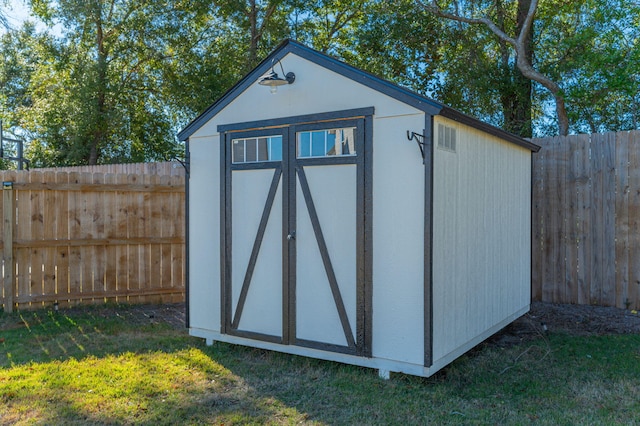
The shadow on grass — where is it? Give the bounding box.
[1,306,370,424]
[3,306,640,425]
[0,305,455,424]
[0,306,188,368]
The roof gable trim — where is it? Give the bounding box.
[178,39,444,142]
[178,39,540,153]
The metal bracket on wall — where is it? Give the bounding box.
[174,157,190,176]
[166,154,190,176]
[407,131,425,160]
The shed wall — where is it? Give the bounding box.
[188,134,221,333]
[431,116,531,363]
[188,53,426,363]
[371,113,425,365]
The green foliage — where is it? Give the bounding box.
[0,1,221,166]
[302,0,442,93]
[1,0,639,165]
[536,0,640,133]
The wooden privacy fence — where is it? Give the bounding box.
[532,130,640,310]
[5,139,640,312]
[1,163,185,312]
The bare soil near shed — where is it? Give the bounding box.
[486,301,640,348]
[53,300,640,345]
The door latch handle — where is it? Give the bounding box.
[287,231,296,240]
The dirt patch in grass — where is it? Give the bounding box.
[35,303,189,331]
[38,300,640,346]
[487,301,640,348]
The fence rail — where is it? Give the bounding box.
[1,163,185,312]
[32,161,186,176]
[532,130,640,310]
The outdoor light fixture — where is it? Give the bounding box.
[258,59,295,93]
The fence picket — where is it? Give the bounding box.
[170,174,185,303]
[531,139,544,302]
[42,171,57,304]
[615,131,630,308]
[148,174,162,303]
[104,173,118,303]
[1,171,16,312]
[627,131,640,310]
[601,133,617,306]
[127,173,142,303]
[29,172,45,305]
[55,172,71,306]
[159,174,172,303]
[565,136,581,304]
[575,134,592,305]
[15,172,31,306]
[116,173,130,303]
[555,136,569,303]
[542,136,561,302]
[92,173,106,304]
[68,172,83,304]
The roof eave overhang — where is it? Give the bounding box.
[178,39,541,154]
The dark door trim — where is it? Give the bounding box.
[424,114,434,367]
[220,108,374,357]
[220,128,288,344]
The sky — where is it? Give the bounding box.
[0,1,58,35]
[2,1,31,31]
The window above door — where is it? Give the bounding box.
[297,127,357,158]
[232,136,283,164]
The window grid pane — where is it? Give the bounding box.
[297,127,356,158]
[232,135,283,163]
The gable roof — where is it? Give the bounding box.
[177,39,540,153]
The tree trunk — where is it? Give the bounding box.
[501,0,534,138]
[89,6,107,166]
[248,0,259,69]
[496,0,532,137]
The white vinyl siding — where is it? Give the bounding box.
[431,115,531,362]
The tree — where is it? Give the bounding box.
[214,0,291,70]
[496,0,533,137]
[16,0,217,166]
[418,0,570,136]
[534,0,640,134]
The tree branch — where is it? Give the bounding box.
[256,1,278,40]
[418,0,516,45]
[418,0,570,135]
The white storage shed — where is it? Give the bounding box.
[178,40,540,378]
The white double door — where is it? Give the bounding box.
[223,123,367,355]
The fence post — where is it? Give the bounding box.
[3,181,14,313]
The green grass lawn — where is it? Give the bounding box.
[1,305,640,425]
